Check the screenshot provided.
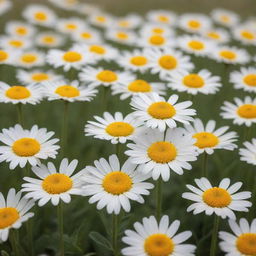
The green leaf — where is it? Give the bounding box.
[1,251,9,256]
[89,231,112,251]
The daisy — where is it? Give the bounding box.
[221,97,256,127]
[211,9,239,27]
[0,82,43,105]
[201,28,230,43]
[72,28,102,45]
[16,50,45,68]
[0,188,34,243]
[166,69,222,95]
[239,139,256,166]
[79,66,133,88]
[139,23,174,37]
[0,36,32,50]
[211,46,250,64]
[137,34,176,49]
[43,79,97,102]
[0,0,11,15]
[146,10,177,26]
[57,18,85,34]
[233,26,256,45]
[182,177,252,219]
[22,4,56,27]
[183,118,237,155]
[111,79,166,100]
[219,218,256,256]
[16,69,63,85]
[122,215,196,256]
[0,124,60,169]
[113,14,142,30]
[178,35,215,57]
[88,13,113,28]
[85,112,142,144]
[5,21,36,38]
[46,45,93,71]
[105,29,137,45]
[125,128,198,181]
[179,14,212,34]
[82,154,154,215]
[35,32,65,48]
[0,48,16,65]
[22,158,84,206]
[146,48,194,79]
[130,93,196,132]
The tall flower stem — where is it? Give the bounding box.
[115,143,121,159]
[102,86,110,111]
[57,202,64,256]
[112,214,119,256]
[210,215,220,256]
[10,230,19,256]
[17,103,24,127]
[61,101,69,157]
[156,178,162,221]
[202,152,208,177]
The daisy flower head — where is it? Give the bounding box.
[43,79,97,102]
[5,21,36,38]
[122,215,196,256]
[79,66,133,88]
[111,79,166,100]
[22,4,56,27]
[35,32,65,48]
[146,10,177,26]
[233,25,256,45]
[0,124,60,169]
[211,9,240,28]
[139,23,174,37]
[72,28,102,45]
[178,35,215,57]
[113,14,142,30]
[219,218,256,256]
[0,36,32,50]
[146,48,194,79]
[85,112,142,144]
[88,13,114,28]
[182,177,252,219]
[105,29,137,46]
[183,118,237,155]
[16,50,45,68]
[57,18,86,35]
[201,28,230,43]
[211,46,250,64]
[46,45,93,71]
[0,82,43,105]
[16,69,63,85]
[221,97,256,127]
[130,92,196,132]
[179,13,212,34]
[137,34,176,49]
[125,128,198,181]
[0,188,34,243]
[239,139,256,166]
[166,69,222,95]
[82,154,154,215]
[22,158,84,206]
[0,48,16,65]
[0,0,11,15]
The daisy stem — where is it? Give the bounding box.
[10,230,19,256]
[57,202,64,256]
[112,214,119,256]
[202,152,208,177]
[156,178,162,221]
[209,215,220,256]
[26,220,34,256]
[115,143,121,159]
[61,101,69,157]
[102,87,109,111]
[17,103,24,127]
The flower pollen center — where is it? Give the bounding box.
[6,86,31,100]
[130,56,148,66]
[183,74,204,88]
[203,187,231,207]
[31,73,49,82]
[219,50,236,60]
[193,132,219,148]
[63,51,82,62]
[0,207,19,229]
[128,80,152,92]
[188,40,204,50]
[237,104,256,119]
[148,102,176,119]
[96,70,118,83]
[89,45,106,55]
[244,74,256,87]
[12,138,40,157]
[55,85,80,98]
[149,35,165,45]
[105,122,134,137]
[236,233,256,255]
[158,55,177,70]
[188,20,201,29]
[21,54,38,63]
[0,50,8,61]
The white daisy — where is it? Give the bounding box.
[72,28,102,45]
[166,69,222,95]
[182,177,252,219]
[0,188,34,243]
[85,112,142,144]
[122,215,196,256]
[183,118,237,155]
[43,79,97,102]
[0,0,11,15]
[239,139,256,166]
[35,32,65,48]
[201,28,230,43]
[88,13,114,28]
[146,10,177,26]
[221,97,256,127]
[22,158,84,206]
[5,21,36,38]
[105,29,137,45]
[130,93,196,132]
[82,154,154,215]
[0,36,32,50]
[16,50,45,68]
[0,48,16,65]
[233,26,256,45]
[137,34,176,49]
[0,124,60,169]
[57,18,86,35]
[211,9,240,27]
[125,128,198,181]
[0,82,43,105]
[113,14,142,30]
[139,23,174,37]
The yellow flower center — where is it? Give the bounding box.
[34,12,47,21]
[42,173,73,194]
[157,15,169,23]
[244,74,256,87]
[188,20,201,29]
[63,51,82,62]
[96,70,118,83]
[116,32,129,40]
[241,30,255,40]
[55,85,80,98]
[236,233,256,255]
[220,15,230,23]
[65,23,77,30]
[219,50,236,60]
[0,50,8,61]
[12,138,40,157]
[193,132,219,148]
[0,207,19,229]
[118,20,130,28]
[152,28,164,34]
[16,27,28,36]
[148,141,177,163]
[207,32,220,39]
[80,32,92,39]
[148,102,176,119]
[183,74,205,88]
[158,55,177,70]
[203,187,231,207]
[42,36,56,44]
[128,80,152,92]
[89,45,106,55]
[188,40,204,50]
[130,56,148,66]
[5,86,31,100]
[144,234,174,256]
[96,16,106,23]
[149,35,165,46]
[21,54,38,63]
[9,40,23,48]
[31,73,49,82]
[102,171,132,195]
[237,104,256,119]
[105,122,134,137]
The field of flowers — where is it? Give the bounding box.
[0,0,256,255]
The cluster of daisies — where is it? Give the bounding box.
[0,0,256,255]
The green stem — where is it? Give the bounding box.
[202,152,208,177]
[17,103,24,127]
[102,86,109,111]
[156,179,162,221]
[10,230,19,256]
[112,214,119,256]
[61,101,69,157]
[57,202,64,256]
[115,143,121,159]
[210,215,220,256]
